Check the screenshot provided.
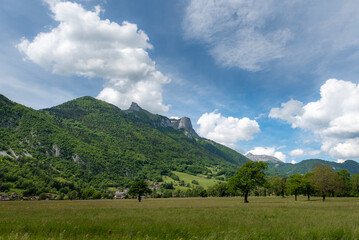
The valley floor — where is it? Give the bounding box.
[1,196,359,239]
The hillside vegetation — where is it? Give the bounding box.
[0,94,247,195]
[1,94,359,197]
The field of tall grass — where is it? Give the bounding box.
[1,196,359,239]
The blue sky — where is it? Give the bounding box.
[1,0,359,163]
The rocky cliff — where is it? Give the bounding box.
[170,117,199,138]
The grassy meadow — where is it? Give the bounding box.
[1,197,359,239]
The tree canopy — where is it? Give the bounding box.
[228,161,268,203]
[128,180,152,202]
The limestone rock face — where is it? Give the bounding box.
[129,102,142,112]
[171,117,199,138]
[178,117,192,130]
[126,102,199,138]
[158,117,172,128]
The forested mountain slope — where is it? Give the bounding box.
[0,94,248,193]
[267,159,359,176]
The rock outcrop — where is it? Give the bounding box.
[126,102,199,138]
[128,102,142,112]
[170,117,199,138]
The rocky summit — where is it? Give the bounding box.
[170,117,199,138]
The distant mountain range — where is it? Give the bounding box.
[1,93,358,193]
[246,152,359,176]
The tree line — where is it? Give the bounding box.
[129,162,359,202]
[3,161,359,202]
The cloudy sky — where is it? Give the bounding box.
[2,0,359,163]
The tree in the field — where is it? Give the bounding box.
[304,172,315,201]
[271,176,287,198]
[337,169,351,197]
[128,179,152,202]
[309,164,339,201]
[228,161,268,203]
[287,174,305,201]
[352,174,359,196]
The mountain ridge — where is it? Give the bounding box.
[0,94,248,194]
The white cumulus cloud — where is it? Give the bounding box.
[269,78,359,160]
[246,146,286,162]
[197,111,260,147]
[289,149,304,157]
[17,0,169,113]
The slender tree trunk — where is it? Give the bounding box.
[244,190,249,203]
[307,192,310,201]
[322,195,325,202]
[295,194,297,201]
[138,194,141,202]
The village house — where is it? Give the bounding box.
[150,182,162,191]
[0,194,10,201]
[114,188,129,199]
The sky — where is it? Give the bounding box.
[1,0,359,164]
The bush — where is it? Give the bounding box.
[162,182,174,189]
[192,180,199,185]
[92,191,102,199]
[0,182,11,192]
[162,189,172,198]
[68,190,78,200]
[39,193,48,200]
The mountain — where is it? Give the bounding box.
[267,159,359,176]
[245,153,359,176]
[245,153,282,163]
[0,94,248,194]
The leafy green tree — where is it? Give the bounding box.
[304,172,315,201]
[271,176,287,198]
[162,182,174,189]
[199,189,208,197]
[174,189,185,198]
[81,189,94,199]
[310,164,339,201]
[162,189,172,198]
[351,174,359,196]
[0,182,11,192]
[39,193,48,200]
[68,190,78,200]
[128,180,152,202]
[287,174,305,201]
[228,161,268,203]
[337,169,351,197]
[92,191,102,199]
[207,183,229,197]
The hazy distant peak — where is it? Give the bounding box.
[245,152,282,163]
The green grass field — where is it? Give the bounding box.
[172,171,224,188]
[1,197,359,239]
